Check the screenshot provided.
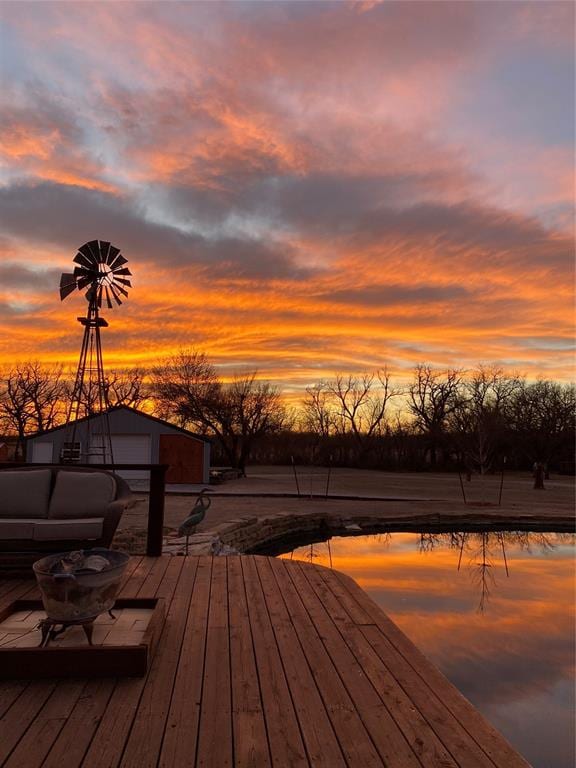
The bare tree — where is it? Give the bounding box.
[327,370,397,444]
[504,379,576,473]
[150,350,218,430]
[301,384,336,437]
[450,366,522,477]
[150,350,289,475]
[0,362,67,457]
[101,369,149,409]
[301,370,398,463]
[208,375,289,474]
[408,364,463,466]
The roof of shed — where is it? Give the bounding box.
[24,405,211,443]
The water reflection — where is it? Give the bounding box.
[287,531,571,611]
[422,531,562,612]
[280,531,575,768]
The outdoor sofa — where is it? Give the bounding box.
[0,466,133,561]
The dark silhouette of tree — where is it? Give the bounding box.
[327,371,397,443]
[408,365,463,466]
[449,366,522,484]
[301,371,398,462]
[505,380,575,473]
[301,383,335,437]
[151,349,289,475]
[68,368,148,414]
[150,350,217,429]
[0,362,66,457]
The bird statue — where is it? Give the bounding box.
[178,489,212,555]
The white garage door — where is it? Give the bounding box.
[89,434,151,479]
[111,435,151,480]
[31,441,54,463]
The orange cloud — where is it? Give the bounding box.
[0,1,573,385]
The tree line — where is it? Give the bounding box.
[299,364,574,476]
[1,353,574,476]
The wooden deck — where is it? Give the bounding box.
[0,555,529,768]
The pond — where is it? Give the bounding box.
[276,531,575,768]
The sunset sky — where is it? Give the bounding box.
[1,0,574,392]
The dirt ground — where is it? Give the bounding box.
[117,466,575,544]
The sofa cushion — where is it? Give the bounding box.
[0,520,36,539]
[0,470,52,519]
[49,471,117,519]
[32,518,104,541]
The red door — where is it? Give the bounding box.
[159,434,204,483]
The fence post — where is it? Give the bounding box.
[147,465,168,556]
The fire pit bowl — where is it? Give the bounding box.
[33,549,130,622]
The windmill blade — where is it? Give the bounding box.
[74,265,97,279]
[60,272,76,288]
[98,241,110,263]
[111,281,128,297]
[74,252,96,270]
[109,254,128,271]
[59,273,77,300]
[86,240,101,262]
[96,284,103,308]
[109,284,123,305]
[104,286,113,309]
[114,277,132,287]
[60,284,77,300]
[112,266,131,276]
[78,242,99,265]
[106,245,120,265]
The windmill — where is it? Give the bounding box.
[59,240,131,464]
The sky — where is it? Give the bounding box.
[0,0,574,393]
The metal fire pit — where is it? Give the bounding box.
[33,549,130,645]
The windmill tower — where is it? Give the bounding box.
[59,240,131,464]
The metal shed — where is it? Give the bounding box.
[24,405,211,484]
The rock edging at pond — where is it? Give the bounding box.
[162,507,576,556]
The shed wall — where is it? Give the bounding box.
[25,408,210,484]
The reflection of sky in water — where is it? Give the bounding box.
[281,532,575,768]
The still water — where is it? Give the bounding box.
[280,532,575,768]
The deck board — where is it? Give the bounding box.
[288,562,423,768]
[159,556,212,768]
[196,556,233,768]
[255,557,346,768]
[227,557,271,768]
[267,557,383,768]
[241,556,308,768]
[41,678,116,768]
[120,556,194,768]
[4,679,86,768]
[0,555,529,768]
